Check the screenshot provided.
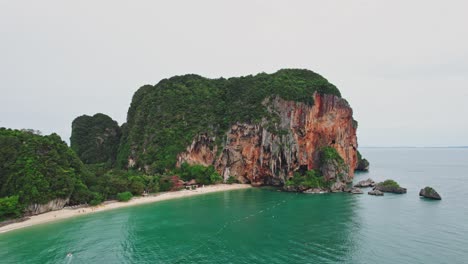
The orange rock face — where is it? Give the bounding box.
[177,93,358,185]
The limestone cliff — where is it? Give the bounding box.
[26,198,70,215]
[177,93,357,185]
[91,69,366,190]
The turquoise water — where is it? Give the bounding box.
[1,148,467,263]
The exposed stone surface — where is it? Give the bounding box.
[354,178,375,188]
[330,181,347,192]
[176,134,218,167]
[320,159,350,183]
[26,198,69,215]
[355,158,369,171]
[419,186,441,200]
[350,187,363,194]
[177,93,358,186]
[283,185,308,192]
[303,188,328,194]
[368,190,384,196]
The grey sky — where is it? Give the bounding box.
[1,0,467,147]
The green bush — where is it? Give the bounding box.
[382,179,400,188]
[159,176,174,192]
[175,163,222,185]
[226,176,238,184]
[89,192,104,206]
[319,146,344,166]
[285,170,330,189]
[116,191,133,202]
[209,172,223,184]
[143,175,160,193]
[129,176,146,195]
[69,181,93,205]
[0,195,23,220]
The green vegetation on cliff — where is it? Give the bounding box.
[175,163,223,185]
[70,113,121,166]
[119,69,341,172]
[0,128,90,219]
[319,146,345,166]
[285,170,330,189]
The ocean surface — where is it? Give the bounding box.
[1,148,467,264]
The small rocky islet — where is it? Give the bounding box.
[373,180,407,194]
[419,186,442,200]
[355,178,408,196]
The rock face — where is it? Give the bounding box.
[330,181,347,193]
[177,93,358,186]
[368,190,384,196]
[349,187,363,194]
[355,158,369,171]
[303,188,328,194]
[419,186,441,200]
[354,150,369,171]
[26,198,69,215]
[283,185,308,193]
[354,178,375,188]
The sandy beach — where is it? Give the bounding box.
[0,184,251,234]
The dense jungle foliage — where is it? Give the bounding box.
[0,128,227,219]
[70,113,121,165]
[0,128,90,219]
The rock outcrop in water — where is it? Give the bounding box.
[349,187,363,194]
[374,180,407,194]
[368,190,384,196]
[419,186,441,200]
[355,150,370,171]
[354,178,375,188]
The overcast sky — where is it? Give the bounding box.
[1,0,467,147]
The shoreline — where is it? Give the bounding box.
[0,184,251,234]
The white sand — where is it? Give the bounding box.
[0,184,251,234]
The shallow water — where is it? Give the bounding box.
[1,148,467,263]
